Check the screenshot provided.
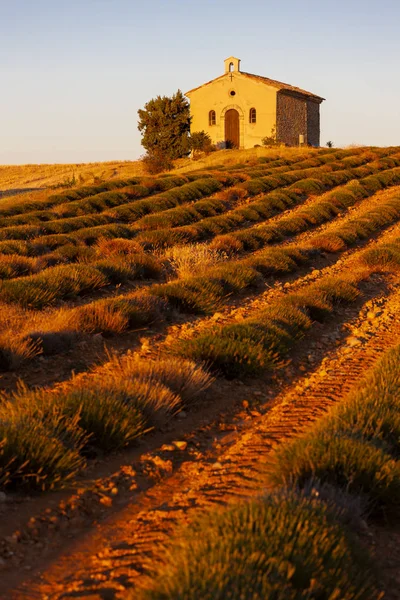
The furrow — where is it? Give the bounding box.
[11,279,400,599]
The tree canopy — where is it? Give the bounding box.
[137,90,191,160]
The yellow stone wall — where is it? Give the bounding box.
[186,73,278,149]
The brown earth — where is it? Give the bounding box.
[0,169,399,599]
[1,264,399,598]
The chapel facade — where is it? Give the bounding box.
[185,57,324,149]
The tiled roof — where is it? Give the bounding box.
[185,71,324,102]
[241,71,325,101]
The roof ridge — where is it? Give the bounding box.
[185,70,324,102]
[241,71,324,101]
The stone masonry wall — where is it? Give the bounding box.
[276,92,307,146]
[307,100,321,147]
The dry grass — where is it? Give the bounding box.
[0,147,326,192]
[0,161,145,191]
[174,146,323,173]
[93,237,142,257]
[163,243,228,278]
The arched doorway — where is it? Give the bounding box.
[225,108,240,148]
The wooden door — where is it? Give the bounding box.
[225,109,240,148]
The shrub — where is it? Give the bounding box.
[209,234,244,255]
[215,186,247,204]
[361,243,400,270]
[73,223,132,244]
[190,131,214,155]
[325,345,400,457]
[205,162,400,256]
[285,291,333,322]
[137,229,193,251]
[310,233,347,253]
[150,278,225,314]
[4,209,56,227]
[111,177,223,223]
[0,264,108,308]
[94,257,139,284]
[175,331,277,378]
[0,334,41,371]
[269,344,400,514]
[361,175,383,194]
[246,247,301,276]
[0,255,39,279]
[262,125,279,147]
[0,390,86,491]
[208,262,261,292]
[292,178,327,194]
[106,355,214,406]
[240,178,272,196]
[164,243,228,279]
[0,352,212,490]
[47,243,92,264]
[142,151,174,175]
[0,224,41,241]
[311,277,359,303]
[70,301,130,334]
[172,269,361,379]
[94,237,142,257]
[54,382,147,453]
[136,198,227,230]
[134,493,377,600]
[51,180,185,218]
[0,240,30,256]
[31,233,78,252]
[106,379,181,427]
[0,279,59,309]
[269,431,400,513]
[63,293,165,335]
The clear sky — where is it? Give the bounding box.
[1,0,399,164]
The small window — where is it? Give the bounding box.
[249,108,256,123]
[229,90,236,97]
[209,110,216,126]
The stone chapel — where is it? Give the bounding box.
[185,57,324,149]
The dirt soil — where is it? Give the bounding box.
[0,269,399,599]
[1,182,400,599]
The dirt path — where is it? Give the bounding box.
[1,198,400,598]
[2,184,399,402]
[3,262,399,599]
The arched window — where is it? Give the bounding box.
[229,62,234,72]
[209,110,216,126]
[249,108,256,123]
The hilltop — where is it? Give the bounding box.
[0,160,146,193]
[0,146,321,191]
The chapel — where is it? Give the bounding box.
[185,57,325,149]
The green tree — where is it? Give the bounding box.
[137,90,191,160]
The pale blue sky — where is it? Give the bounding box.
[1,0,399,164]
